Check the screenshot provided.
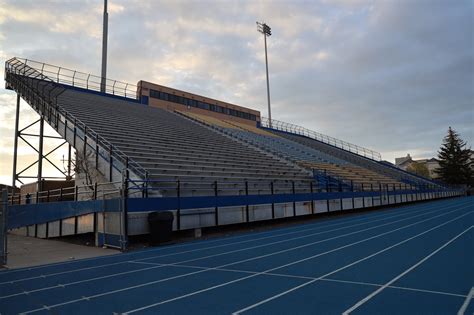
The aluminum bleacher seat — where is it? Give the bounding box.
[270,129,438,187]
[52,88,314,196]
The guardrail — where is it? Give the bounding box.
[5,177,460,235]
[6,181,123,205]
[7,176,445,205]
[6,57,138,99]
[260,117,382,161]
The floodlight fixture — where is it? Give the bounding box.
[257,22,272,36]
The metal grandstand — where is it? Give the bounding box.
[1,57,462,255]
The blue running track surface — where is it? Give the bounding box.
[0,196,472,314]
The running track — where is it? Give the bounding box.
[0,196,472,314]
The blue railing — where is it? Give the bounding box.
[6,57,138,99]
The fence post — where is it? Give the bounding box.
[83,126,87,158]
[95,134,99,168]
[371,183,374,206]
[177,180,181,231]
[145,172,149,198]
[245,181,249,223]
[351,180,355,209]
[46,190,50,203]
[310,181,314,214]
[271,182,275,219]
[73,119,77,147]
[338,182,343,210]
[379,183,383,205]
[75,185,78,201]
[393,183,397,203]
[399,183,402,202]
[94,182,98,200]
[361,183,365,208]
[214,181,218,226]
[292,181,296,217]
[121,170,129,251]
[109,145,113,182]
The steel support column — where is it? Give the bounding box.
[67,143,72,179]
[37,117,44,191]
[12,94,20,188]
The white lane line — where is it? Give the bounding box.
[19,207,471,314]
[0,197,459,278]
[320,278,468,299]
[231,212,473,314]
[457,287,474,315]
[1,199,433,285]
[120,209,472,314]
[131,262,470,300]
[342,225,473,315]
[1,202,442,290]
[3,202,443,299]
[0,264,161,300]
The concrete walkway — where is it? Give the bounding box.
[4,234,119,269]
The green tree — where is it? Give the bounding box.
[407,162,430,178]
[434,127,473,186]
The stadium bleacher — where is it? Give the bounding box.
[270,128,440,188]
[59,88,316,195]
[177,111,413,189]
[4,57,458,243]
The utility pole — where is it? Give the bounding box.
[257,21,272,127]
[100,0,108,93]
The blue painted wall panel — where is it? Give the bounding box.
[8,200,107,229]
[7,189,456,229]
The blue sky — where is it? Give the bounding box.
[0,0,472,185]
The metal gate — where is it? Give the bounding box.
[99,189,128,251]
[1,190,8,266]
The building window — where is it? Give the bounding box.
[148,88,256,121]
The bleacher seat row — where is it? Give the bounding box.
[176,111,440,190]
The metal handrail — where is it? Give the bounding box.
[260,117,382,161]
[6,175,451,205]
[5,57,148,180]
[7,57,138,100]
[7,181,123,205]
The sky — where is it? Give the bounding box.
[0,0,472,186]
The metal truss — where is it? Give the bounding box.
[12,94,73,189]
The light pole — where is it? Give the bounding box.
[257,21,272,127]
[100,0,108,93]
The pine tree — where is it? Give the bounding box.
[434,127,473,186]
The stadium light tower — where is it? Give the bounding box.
[100,0,108,93]
[257,21,272,127]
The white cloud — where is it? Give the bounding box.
[0,3,102,38]
[0,0,472,186]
